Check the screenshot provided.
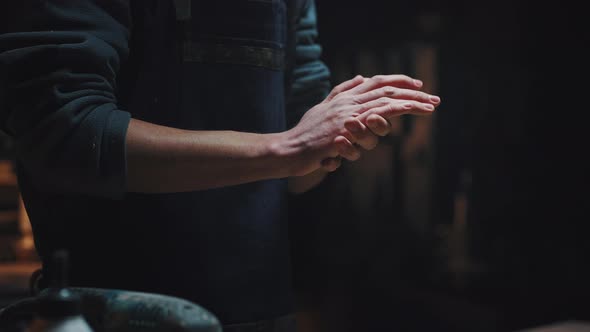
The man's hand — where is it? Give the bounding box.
[342,75,440,140]
[124,74,439,194]
[279,74,440,178]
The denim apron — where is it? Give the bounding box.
[165,0,293,323]
[78,0,297,325]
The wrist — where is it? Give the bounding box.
[267,129,305,178]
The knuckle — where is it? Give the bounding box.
[397,74,411,81]
[387,103,395,113]
[378,97,390,105]
[331,86,342,95]
[343,130,356,142]
[350,95,362,105]
[368,120,385,136]
[383,86,396,95]
[355,104,368,113]
[372,75,385,84]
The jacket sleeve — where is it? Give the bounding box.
[285,0,332,129]
[0,0,132,199]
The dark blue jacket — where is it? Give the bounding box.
[0,0,330,324]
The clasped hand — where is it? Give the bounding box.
[283,74,441,176]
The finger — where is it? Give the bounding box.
[358,100,435,123]
[353,85,441,105]
[344,118,379,150]
[334,135,361,161]
[323,75,365,103]
[349,74,423,94]
[321,157,342,172]
[366,114,392,137]
[356,95,436,115]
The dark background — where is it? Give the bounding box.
[289,0,589,331]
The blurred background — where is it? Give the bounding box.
[0,0,588,331]
[289,0,588,331]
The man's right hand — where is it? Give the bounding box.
[276,74,441,176]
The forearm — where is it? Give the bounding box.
[126,118,292,193]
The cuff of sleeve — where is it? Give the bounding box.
[100,109,131,199]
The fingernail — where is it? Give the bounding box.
[414,79,423,87]
[425,104,434,110]
[430,96,440,103]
